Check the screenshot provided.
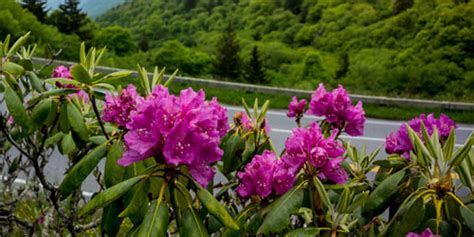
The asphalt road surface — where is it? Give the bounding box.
[4,105,474,196]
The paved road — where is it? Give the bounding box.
[4,105,474,195]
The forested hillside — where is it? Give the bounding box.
[0,0,81,58]
[98,0,474,102]
[46,0,126,18]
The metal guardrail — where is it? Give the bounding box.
[32,57,474,111]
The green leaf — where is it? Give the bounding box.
[7,32,30,56]
[257,100,270,124]
[60,132,76,155]
[163,69,179,87]
[179,207,210,237]
[119,179,150,218]
[26,72,45,92]
[70,64,91,84]
[101,199,124,237]
[67,102,89,141]
[79,175,144,216]
[58,101,70,132]
[80,42,86,64]
[460,205,474,231]
[362,170,406,215]
[93,83,116,92]
[313,176,333,214]
[89,136,107,145]
[222,133,242,173]
[95,71,132,84]
[28,89,78,105]
[449,133,473,169]
[443,127,455,161]
[31,99,51,127]
[457,159,473,191]
[196,185,239,231]
[44,132,64,147]
[137,199,169,237]
[104,140,126,188]
[4,86,30,129]
[257,185,304,234]
[284,228,321,237]
[45,78,81,86]
[3,62,24,75]
[386,197,425,237]
[59,143,108,199]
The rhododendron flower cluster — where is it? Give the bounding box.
[52,65,76,88]
[236,150,296,198]
[103,85,144,127]
[282,122,348,184]
[117,85,229,187]
[406,228,439,237]
[286,96,307,118]
[307,83,365,136]
[385,113,456,159]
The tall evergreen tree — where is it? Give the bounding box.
[21,0,48,23]
[213,22,241,81]
[392,0,414,15]
[55,0,87,35]
[243,46,266,84]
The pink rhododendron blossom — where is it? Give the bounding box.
[406,228,439,237]
[118,85,229,187]
[287,96,307,118]
[307,83,365,136]
[103,85,144,127]
[236,150,296,198]
[6,116,14,126]
[282,122,347,184]
[52,66,72,79]
[344,101,365,136]
[385,113,456,159]
[52,65,76,88]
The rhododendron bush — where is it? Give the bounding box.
[1,34,474,236]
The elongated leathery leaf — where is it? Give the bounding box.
[257,184,304,234]
[79,175,144,216]
[196,185,239,230]
[137,199,169,237]
[67,102,89,141]
[4,86,30,129]
[59,143,107,199]
[180,207,210,237]
[362,170,405,216]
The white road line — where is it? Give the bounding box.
[1,176,93,197]
[270,128,468,148]
[225,106,474,131]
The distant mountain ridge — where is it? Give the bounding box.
[46,0,126,18]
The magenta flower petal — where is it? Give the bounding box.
[307,83,365,137]
[385,114,456,159]
[283,121,347,184]
[119,86,229,186]
[287,96,307,118]
[344,101,365,136]
[406,228,439,237]
[103,85,144,127]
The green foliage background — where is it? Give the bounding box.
[96,0,474,102]
[2,0,474,103]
